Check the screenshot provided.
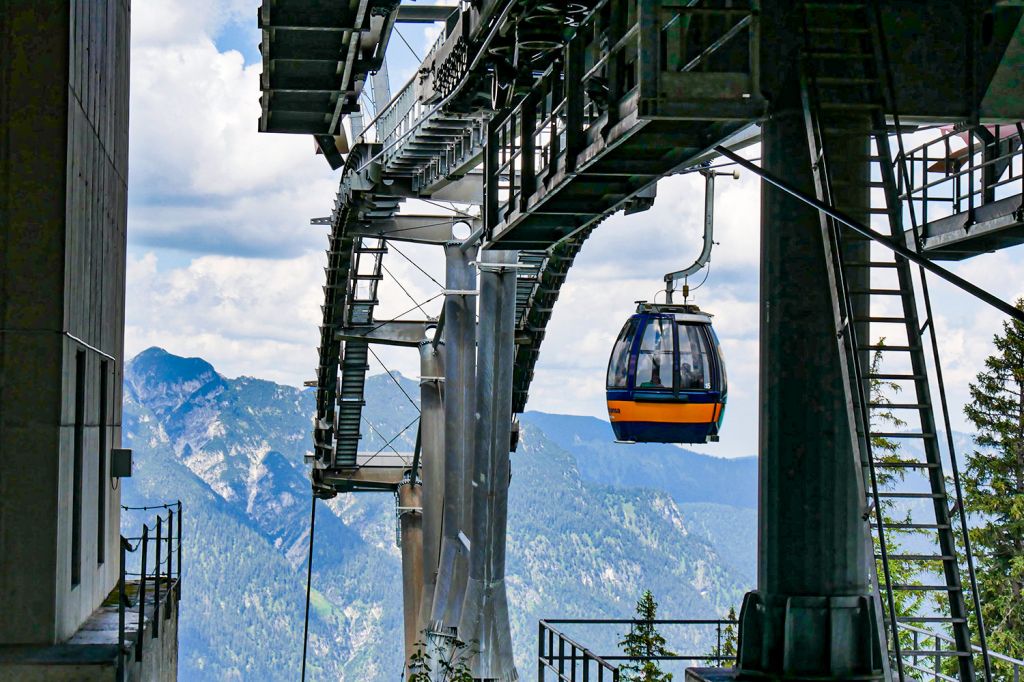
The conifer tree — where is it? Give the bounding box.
[619,590,675,681]
[704,606,738,666]
[720,607,738,660]
[868,341,929,640]
[962,301,1024,671]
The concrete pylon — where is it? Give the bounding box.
[418,340,445,638]
[428,242,477,639]
[458,250,518,681]
[397,479,424,674]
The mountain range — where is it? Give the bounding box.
[120,347,758,680]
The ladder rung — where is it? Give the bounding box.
[819,102,882,112]
[830,179,888,187]
[816,76,876,85]
[879,554,955,561]
[869,460,938,469]
[896,616,967,624]
[900,650,972,657]
[848,288,904,295]
[844,261,898,268]
[870,432,936,439]
[803,2,867,8]
[866,374,924,380]
[878,522,950,530]
[804,51,871,60]
[875,491,944,498]
[858,344,918,351]
[867,207,891,214]
[859,316,908,323]
[890,584,961,592]
[868,402,928,409]
[807,30,871,39]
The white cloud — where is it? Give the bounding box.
[124,1,1024,461]
[129,4,337,258]
[132,0,251,49]
[125,251,325,385]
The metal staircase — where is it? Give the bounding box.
[797,1,991,679]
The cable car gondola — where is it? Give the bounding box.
[604,165,737,445]
[605,302,727,444]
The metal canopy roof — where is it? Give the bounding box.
[257,0,400,135]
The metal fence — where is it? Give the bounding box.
[897,623,1024,682]
[538,618,739,681]
[117,502,183,682]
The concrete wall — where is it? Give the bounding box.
[0,0,130,645]
[0,596,179,682]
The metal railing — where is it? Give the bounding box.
[117,501,183,682]
[539,620,620,681]
[897,122,1023,230]
[538,618,739,681]
[897,623,1024,682]
[487,0,759,233]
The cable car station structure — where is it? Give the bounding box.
[255,0,1024,679]
[1,1,1022,680]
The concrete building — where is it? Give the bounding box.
[0,3,178,679]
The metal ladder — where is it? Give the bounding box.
[334,237,387,468]
[797,1,990,679]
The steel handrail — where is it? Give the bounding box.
[538,620,620,682]
[117,501,183,682]
[897,623,1024,668]
[537,617,741,682]
[901,147,1022,199]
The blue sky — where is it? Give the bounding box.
[125,1,1024,458]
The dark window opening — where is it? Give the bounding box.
[606,318,637,388]
[636,317,674,390]
[677,324,712,391]
[97,360,108,565]
[72,350,85,587]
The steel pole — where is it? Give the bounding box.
[429,242,477,637]
[417,340,445,637]
[397,478,424,675]
[734,92,883,677]
[458,249,518,681]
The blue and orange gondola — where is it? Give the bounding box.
[605,302,727,444]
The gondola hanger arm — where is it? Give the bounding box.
[664,168,738,302]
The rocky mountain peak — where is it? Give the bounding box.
[125,346,225,417]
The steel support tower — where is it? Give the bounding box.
[257,1,1024,678]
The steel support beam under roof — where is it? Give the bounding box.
[397,4,459,23]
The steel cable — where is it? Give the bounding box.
[300,495,317,682]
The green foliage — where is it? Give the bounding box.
[122,350,758,679]
[703,606,738,666]
[962,301,1024,674]
[867,340,930,644]
[619,591,675,682]
[407,635,474,682]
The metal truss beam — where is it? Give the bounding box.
[336,321,435,347]
[348,215,479,244]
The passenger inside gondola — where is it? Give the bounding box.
[605,302,727,444]
[678,323,710,389]
[636,317,672,389]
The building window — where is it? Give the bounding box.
[72,350,85,587]
[97,360,108,565]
